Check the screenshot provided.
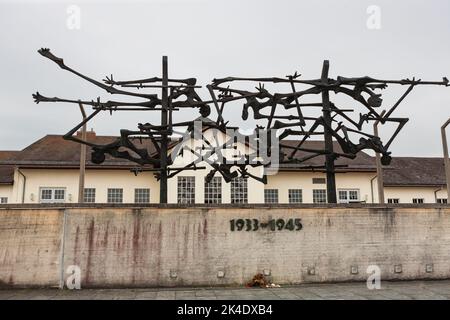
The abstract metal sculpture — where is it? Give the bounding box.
[33,48,449,203]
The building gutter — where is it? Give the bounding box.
[17,168,26,204]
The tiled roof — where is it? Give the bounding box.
[0,166,14,185]
[0,151,18,184]
[0,151,19,160]
[279,140,376,171]
[0,134,158,169]
[382,157,446,187]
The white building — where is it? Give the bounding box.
[0,128,447,205]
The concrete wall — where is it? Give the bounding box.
[1,205,450,288]
[0,208,62,287]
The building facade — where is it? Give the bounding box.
[0,130,447,205]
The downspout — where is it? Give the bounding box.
[17,168,26,204]
[370,175,377,204]
[434,186,443,204]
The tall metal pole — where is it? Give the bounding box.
[159,56,169,203]
[321,60,337,203]
[441,117,450,202]
[373,110,386,204]
[78,103,87,203]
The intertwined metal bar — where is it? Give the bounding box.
[33,48,449,203]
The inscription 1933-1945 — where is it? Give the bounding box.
[230,218,302,232]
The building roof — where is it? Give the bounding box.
[382,157,446,187]
[0,151,19,160]
[0,133,158,169]
[0,151,18,185]
[279,140,376,172]
[0,166,14,185]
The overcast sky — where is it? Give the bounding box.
[0,0,449,157]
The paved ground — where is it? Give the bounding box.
[1,280,450,300]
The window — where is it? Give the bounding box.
[338,189,360,203]
[412,198,424,204]
[387,198,400,204]
[0,197,7,204]
[39,188,66,203]
[288,189,303,203]
[313,189,327,204]
[312,178,326,184]
[177,176,195,204]
[204,177,222,204]
[107,188,123,203]
[135,188,150,204]
[264,189,279,204]
[437,198,448,204]
[231,177,248,204]
[83,188,96,203]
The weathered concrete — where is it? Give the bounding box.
[0,205,449,288]
[0,209,62,287]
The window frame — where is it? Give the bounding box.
[39,187,66,204]
[288,189,303,204]
[134,188,150,204]
[107,188,123,204]
[230,177,248,204]
[264,189,279,204]
[177,176,196,204]
[0,197,7,204]
[312,177,326,184]
[337,189,360,204]
[412,198,424,204]
[387,198,400,204]
[312,189,327,204]
[204,177,222,204]
[83,188,96,203]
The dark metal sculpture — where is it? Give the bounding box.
[33,48,448,203]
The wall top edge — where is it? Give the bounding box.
[0,203,449,210]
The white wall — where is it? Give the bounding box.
[265,171,376,203]
[384,186,447,204]
[168,128,265,204]
[3,166,448,205]
[11,169,160,204]
[0,185,12,203]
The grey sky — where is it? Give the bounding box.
[0,0,449,157]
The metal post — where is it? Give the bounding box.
[321,60,337,203]
[373,110,386,204]
[78,103,87,203]
[441,118,450,202]
[159,56,169,203]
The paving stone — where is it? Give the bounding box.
[2,280,450,300]
[155,291,176,300]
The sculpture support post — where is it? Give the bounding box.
[441,117,450,202]
[78,103,87,203]
[321,60,337,203]
[373,110,386,204]
[160,56,169,203]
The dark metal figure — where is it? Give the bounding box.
[34,48,448,203]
